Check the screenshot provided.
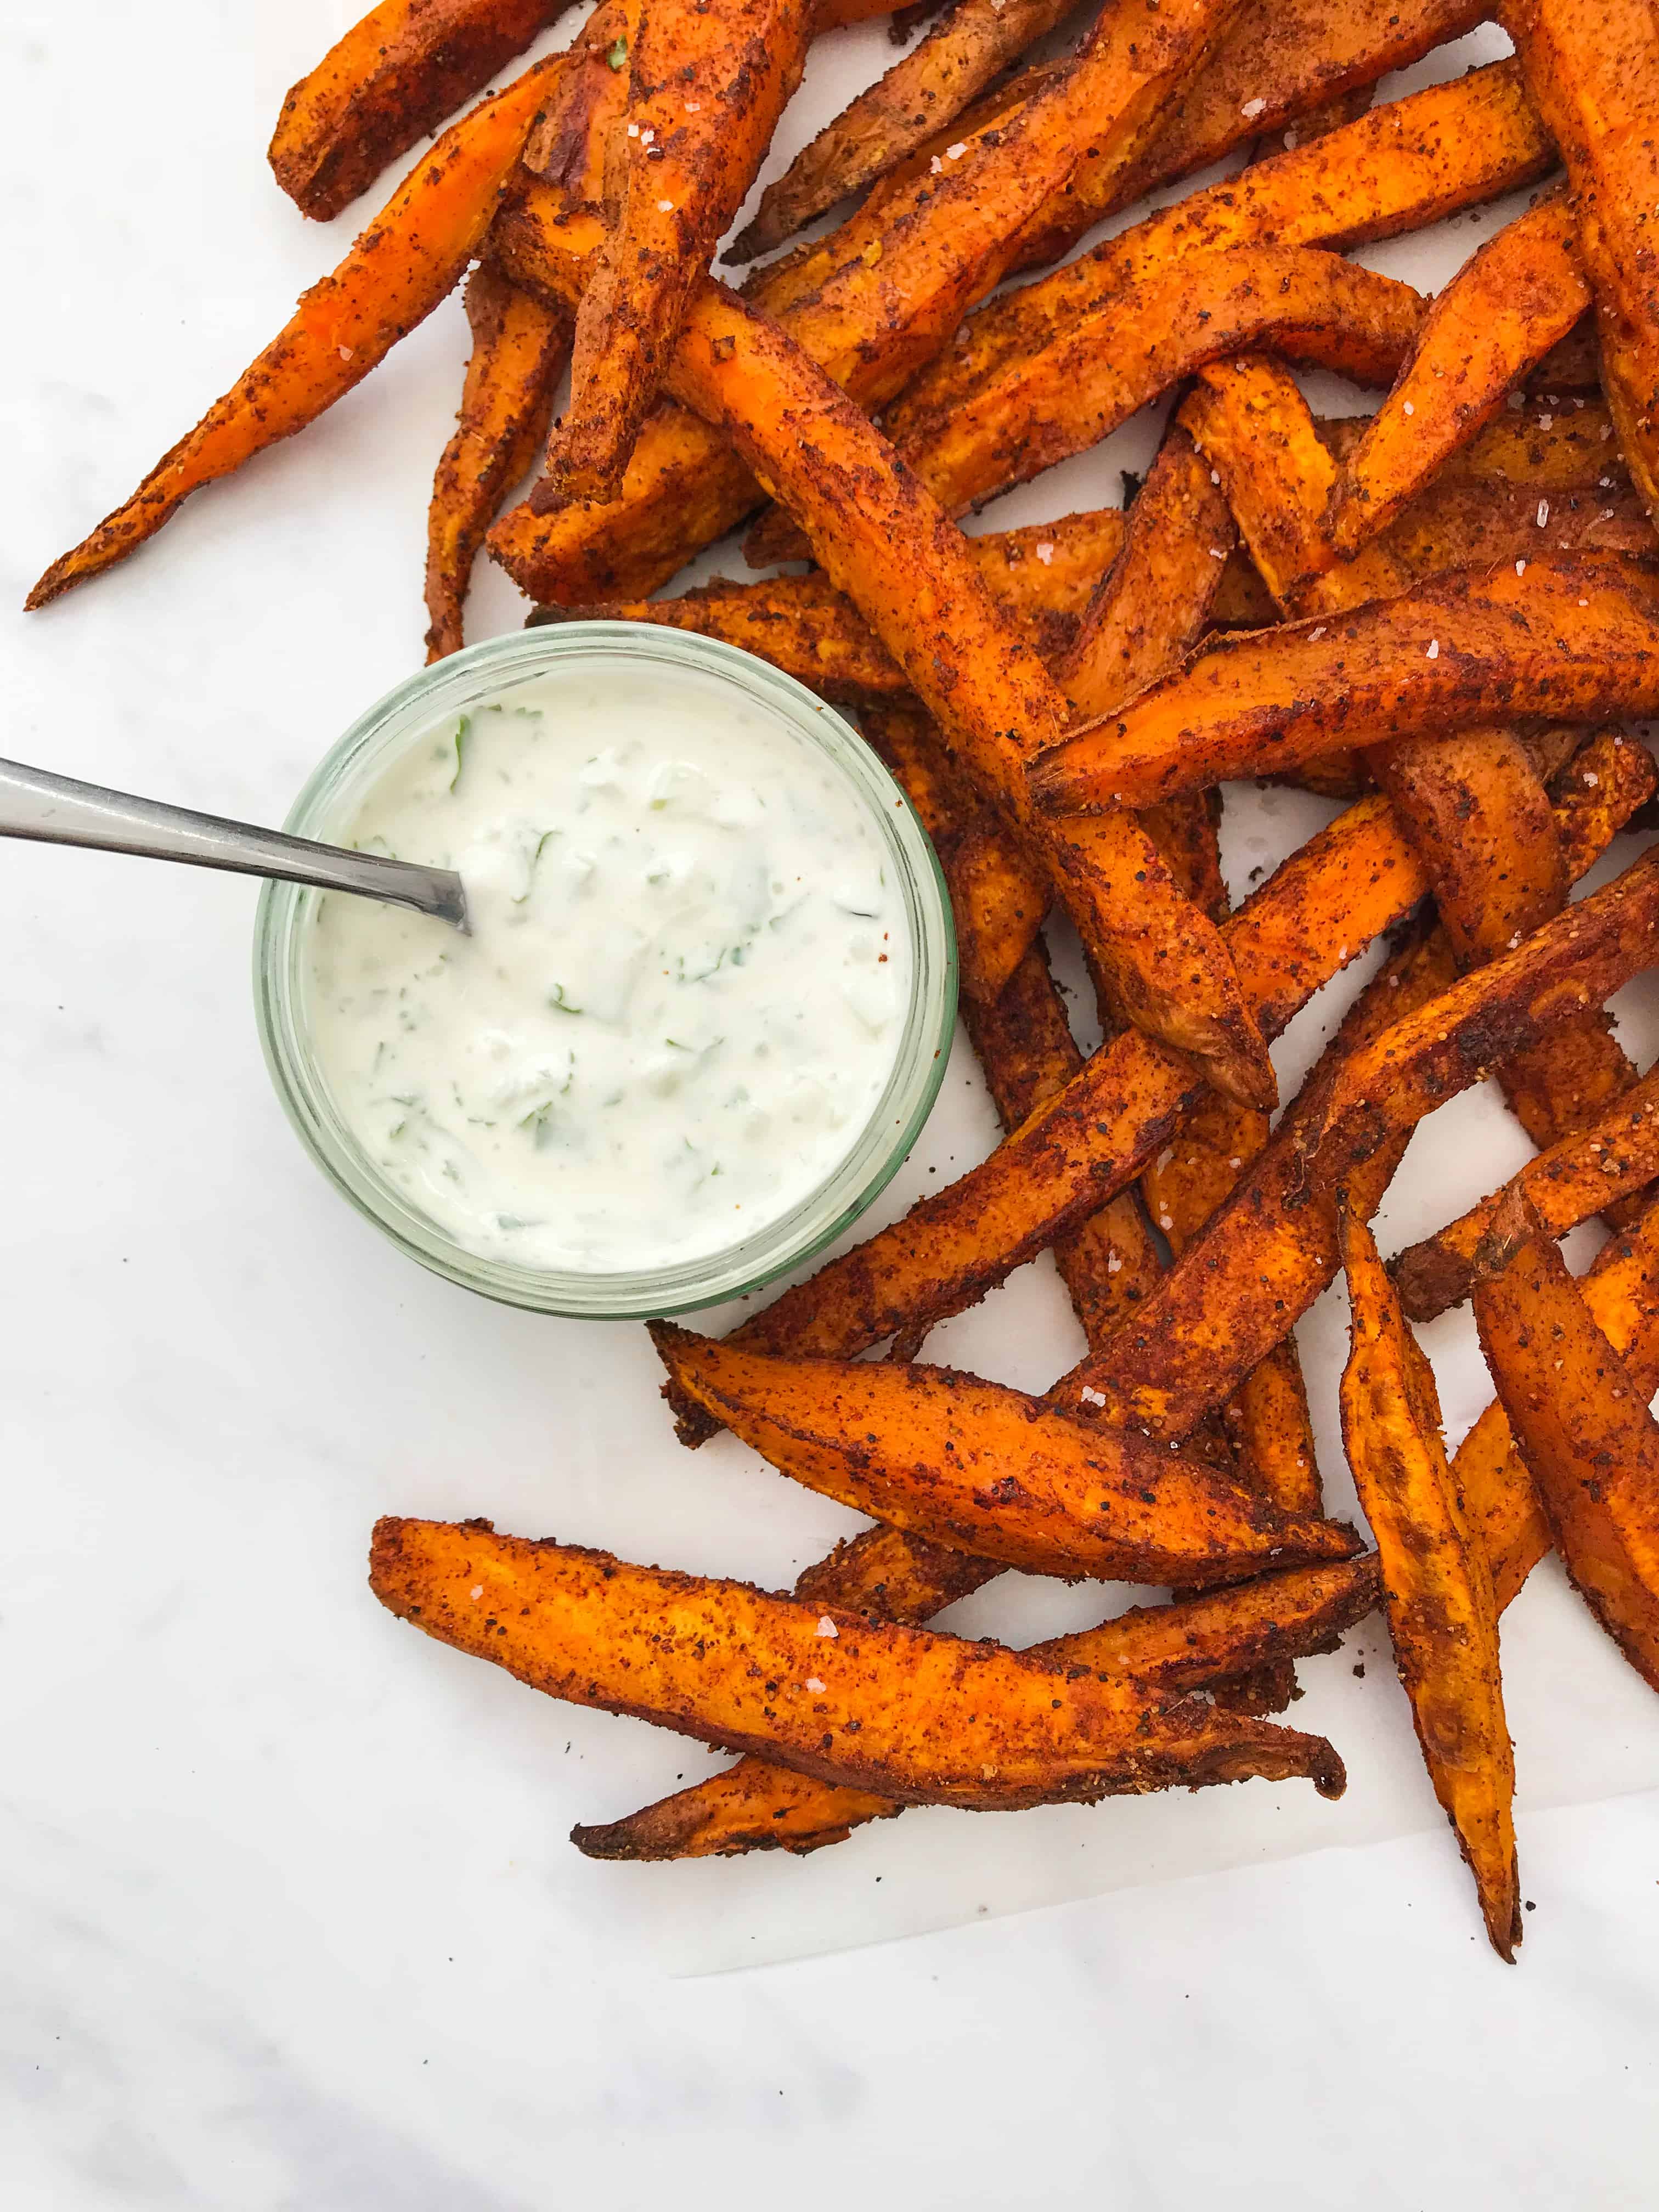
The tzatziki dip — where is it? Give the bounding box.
[303,661,911,1272]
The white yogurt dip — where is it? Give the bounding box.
[303,662,910,1272]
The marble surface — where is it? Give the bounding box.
[5,3,1659,2204]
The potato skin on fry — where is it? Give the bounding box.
[268,0,569,222]
[574,1557,1381,1860]
[1031,554,1659,811]
[29,57,565,610]
[369,1519,1349,1811]
[425,266,571,660]
[1474,1192,1659,1692]
[651,1324,1360,1584]
[1339,1210,1521,1961]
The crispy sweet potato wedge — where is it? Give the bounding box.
[667,287,1276,1107]
[425,266,571,660]
[268,0,572,221]
[1056,844,1659,1438]
[369,1518,1348,1810]
[751,244,1424,561]
[574,1556,1380,1859]
[889,61,1551,489]
[731,0,1074,261]
[520,0,632,193]
[1503,0,1659,520]
[1327,195,1592,556]
[550,0,814,499]
[27,57,564,610]
[1339,1209,1521,1960]
[651,1324,1359,1584]
[1474,1191,1659,1691]
[1031,554,1659,811]
[1455,1194,1659,1611]
[1392,1066,1659,1321]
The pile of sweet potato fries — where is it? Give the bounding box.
[34,0,1659,1962]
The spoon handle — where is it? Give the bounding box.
[0,755,467,930]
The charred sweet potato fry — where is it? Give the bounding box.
[666,287,1275,1108]
[1474,1191,1659,1692]
[651,1324,1359,1584]
[550,0,814,499]
[1392,1067,1659,1321]
[268,0,572,222]
[1339,1210,1521,1961]
[574,1555,1380,1859]
[889,62,1551,492]
[1031,554,1659,811]
[732,0,1076,261]
[520,0,633,194]
[425,266,571,660]
[27,57,564,610]
[1502,0,1659,520]
[1327,196,1592,555]
[369,1518,1349,1810]
[1454,1194,1659,1611]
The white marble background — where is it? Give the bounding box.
[4,3,1658,2203]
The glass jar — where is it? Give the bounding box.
[253,623,956,1317]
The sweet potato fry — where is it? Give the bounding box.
[1327,196,1592,556]
[527,506,1129,702]
[666,287,1276,1107]
[1339,1209,1521,1960]
[1392,1066,1659,1321]
[1473,1190,1659,1691]
[268,0,572,222]
[888,61,1551,493]
[425,266,571,660]
[520,0,631,194]
[751,245,1424,561]
[550,0,814,499]
[27,58,563,610]
[574,1555,1379,1859]
[1056,842,1659,1439]
[369,1518,1348,1810]
[1502,0,1659,520]
[731,0,1075,261]
[1454,1194,1659,1610]
[651,1324,1359,1584]
[1031,554,1659,811]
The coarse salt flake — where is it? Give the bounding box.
[1240,97,1266,117]
[337,345,354,361]
[1402,399,1414,415]
[639,127,654,144]
[1537,499,1550,527]
[930,156,943,173]
[1209,546,1226,559]
[806,1677,826,1694]
[1106,1252,1122,1274]
[657,199,673,212]
[1080,1385,1108,1407]
[1516,558,1527,575]
[946,142,967,160]
[685,100,700,111]
[1035,540,1054,565]
[816,1616,838,1638]
[1584,771,1600,786]
[627,121,639,136]
[470,1585,483,1601]
[1426,639,1439,659]
[1308,625,1326,640]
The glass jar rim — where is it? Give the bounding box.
[253,623,957,1317]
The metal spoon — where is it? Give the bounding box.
[0,755,468,930]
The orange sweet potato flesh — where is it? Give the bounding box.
[887,61,1551,502]
[665,287,1275,1108]
[1052,839,1659,1440]
[1328,195,1592,556]
[551,0,814,499]
[369,1519,1349,1810]
[1453,1194,1659,1611]
[425,266,571,660]
[1030,554,1659,811]
[1391,1066,1659,1321]
[268,0,572,222]
[651,1325,1359,1585]
[574,1556,1379,1860]
[1474,1190,1659,1692]
[1502,0,1659,522]
[1339,1209,1521,1961]
[732,0,1076,261]
[27,58,564,611]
